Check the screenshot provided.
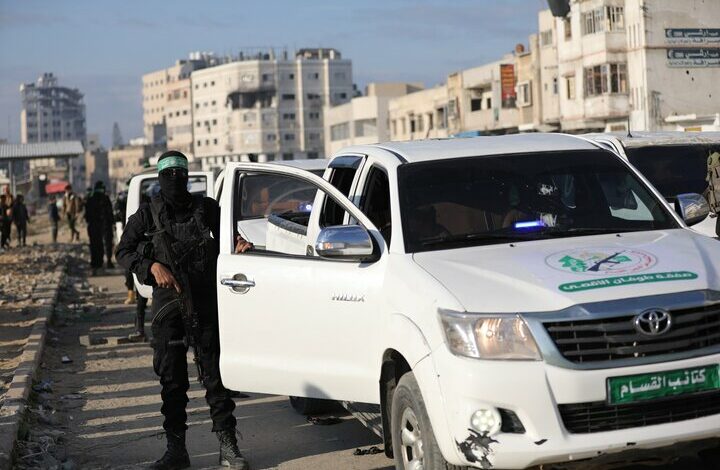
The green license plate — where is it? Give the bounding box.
[607,364,720,405]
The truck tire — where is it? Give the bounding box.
[288,396,338,415]
[391,372,464,470]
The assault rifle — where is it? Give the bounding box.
[147,207,205,384]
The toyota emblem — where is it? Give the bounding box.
[634,309,672,336]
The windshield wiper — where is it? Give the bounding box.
[542,227,648,236]
[419,232,540,247]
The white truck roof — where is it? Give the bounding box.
[585,131,720,148]
[339,133,600,164]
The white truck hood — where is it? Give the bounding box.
[412,229,720,313]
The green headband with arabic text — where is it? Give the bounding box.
[157,156,188,172]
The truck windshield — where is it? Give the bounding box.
[398,150,678,253]
[625,144,716,198]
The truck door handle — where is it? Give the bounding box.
[220,276,255,294]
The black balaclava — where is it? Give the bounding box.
[157,151,191,216]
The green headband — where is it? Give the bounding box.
[157,156,188,172]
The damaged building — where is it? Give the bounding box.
[190,48,353,170]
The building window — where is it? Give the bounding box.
[307,93,320,100]
[283,153,293,160]
[284,133,295,141]
[197,140,201,147]
[213,138,218,145]
[584,63,627,96]
[308,132,320,141]
[282,94,295,100]
[307,152,319,159]
[212,119,217,125]
[288,73,295,80]
[563,17,572,40]
[517,82,532,107]
[470,98,482,112]
[330,122,349,141]
[309,112,320,119]
[196,122,201,128]
[211,81,215,86]
[552,77,559,95]
[540,30,553,47]
[283,113,296,121]
[486,97,492,109]
[266,133,277,142]
[309,73,319,80]
[211,100,216,106]
[582,6,624,35]
[354,118,377,137]
[566,75,577,100]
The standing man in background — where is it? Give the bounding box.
[12,194,30,247]
[0,194,11,250]
[85,181,115,274]
[62,184,81,242]
[48,195,60,244]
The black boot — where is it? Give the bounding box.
[149,431,190,470]
[217,430,249,469]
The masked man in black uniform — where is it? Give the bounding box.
[116,151,252,470]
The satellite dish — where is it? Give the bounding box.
[547,0,570,17]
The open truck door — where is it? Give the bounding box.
[216,162,387,404]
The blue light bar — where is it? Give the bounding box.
[514,220,546,229]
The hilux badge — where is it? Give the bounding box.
[634,309,672,336]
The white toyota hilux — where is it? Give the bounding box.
[215,134,720,469]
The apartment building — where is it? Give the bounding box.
[19,73,87,190]
[324,82,423,155]
[142,53,218,154]
[388,85,450,141]
[446,54,521,136]
[191,48,353,170]
[554,0,719,133]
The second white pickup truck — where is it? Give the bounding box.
[215,134,720,469]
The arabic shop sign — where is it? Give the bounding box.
[667,48,720,68]
[608,364,720,405]
[558,271,698,292]
[546,248,657,276]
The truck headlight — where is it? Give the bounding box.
[439,311,541,360]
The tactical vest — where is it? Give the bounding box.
[149,195,217,285]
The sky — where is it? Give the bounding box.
[0,0,547,147]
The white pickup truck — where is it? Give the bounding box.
[216,133,720,469]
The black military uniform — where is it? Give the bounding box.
[115,151,248,470]
[85,181,115,271]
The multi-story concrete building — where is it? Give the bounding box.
[389,85,450,141]
[446,54,521,136]
[554,0,719,133]
[190,48,353,170]
[324,82,423,155]
[19,73,87,190]
[108,142,163,192]
[142,53,218,154]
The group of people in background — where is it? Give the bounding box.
[0,186,30,250]
[2,183,116,276]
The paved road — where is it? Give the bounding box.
[18,262,389,470]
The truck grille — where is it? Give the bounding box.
[558,390,720,434]
[544,304,720,364]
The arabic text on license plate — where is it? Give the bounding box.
[607,364,720,405]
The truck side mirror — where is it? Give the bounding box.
[675,193,710,226]
[315,225,376,262]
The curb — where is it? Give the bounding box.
[0,268,65,470]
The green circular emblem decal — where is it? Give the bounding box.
[546,248,657,276]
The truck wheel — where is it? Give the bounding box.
[288,396,338,415]
[391,372,463,470]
